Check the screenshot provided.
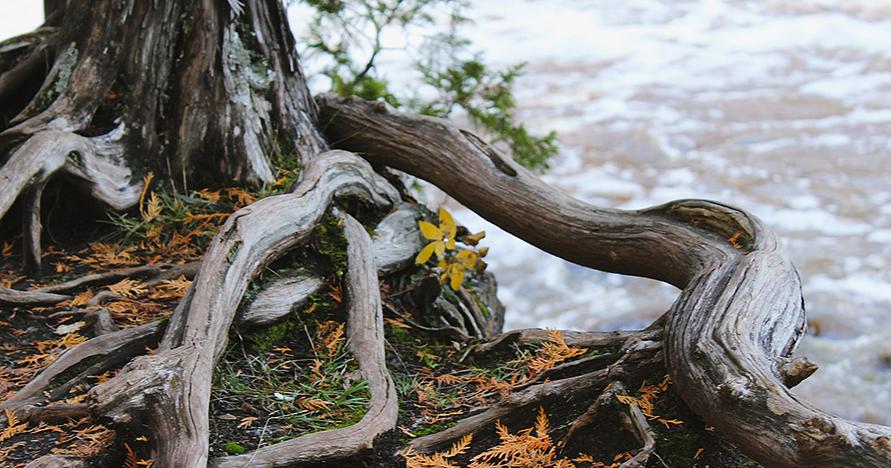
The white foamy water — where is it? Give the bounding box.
[2,0,888,428]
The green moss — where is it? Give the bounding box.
[245,317,302,352]
[386,324,413,345]
[223,441,246,455]
[412,422,454,437]
[654,424,702,467]
[16,43,77,120]
[309,213,349,276]
[241,286,338,352]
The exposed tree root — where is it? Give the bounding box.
[0,320,164,420]
[23,454,86,468]
[84,308,118,336]
[0,128,141,274]
[477,328,645,353]
[407,368,608,455]
[372,203,425,273]
[238,202,428,328]
[555,380,660,468]
[407,336,663,457]
[0,262,200,307]
[2,151,398,466]
[317,94,891,467]
[40,262,201,295]
[237,274,323,327]
[382,302,472,343]
[0,13,886,461]
[613,382,658,468]
[0,286,70,306]
[211,212,398,467]
[21,181,47,275]
[559,380,617,447]
[0,27,56,120]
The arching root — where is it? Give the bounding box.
[210,212,398,467]
[0,127,141,275]
[65,150,400,467]
[317,94,891,467]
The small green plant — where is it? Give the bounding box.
[223,441,246,455]
[297,0,557,171]
[212,299,371,447]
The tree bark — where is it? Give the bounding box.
[0,0,325,274]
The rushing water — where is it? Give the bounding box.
[3,0,889,428]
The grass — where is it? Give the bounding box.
[214,337,371,433]
[211,305,372,452]
[209,249,369,454]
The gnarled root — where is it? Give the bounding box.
[317,94,891,467]
[211,212,398,467]
[69,150,399,467]
[0,320,165,421]
[0,127,141,275]
[407,333,663,458]
[1,262,200,307]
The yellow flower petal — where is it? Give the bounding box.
[434,241,446,259]
[439,208,457,242]
[446,237,456,250]
[415,242,438,264]
[455,250,478,269]
[449,264,465,290]
[418,221,443,241]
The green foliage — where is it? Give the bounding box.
[296,0,557,171]
[244,316,303,352]
[223,441,246,455]
[214,330,371,436]
[414,48,557,171]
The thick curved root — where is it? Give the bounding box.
[211,212,398,467]
[54,151,400,467]
[0,128,141,275]
[317,94,891,467]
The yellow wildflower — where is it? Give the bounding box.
[438,250,479,290]
[415,208,457,264]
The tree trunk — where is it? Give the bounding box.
[0,0,325,272]
[1,1,890,467]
